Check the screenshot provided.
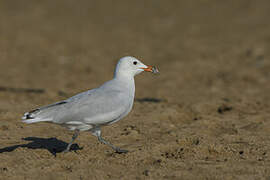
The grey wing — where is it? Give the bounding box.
[22,89,96,121]
[54,89,130,126]
[22,100,68,120]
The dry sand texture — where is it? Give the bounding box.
[1,0,270,179]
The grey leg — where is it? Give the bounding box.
[91,127,128,153]
[63,129,80,152]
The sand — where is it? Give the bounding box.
[1,0,270,179]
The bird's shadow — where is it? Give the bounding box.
[0,137,82,156]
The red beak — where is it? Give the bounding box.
[141,65,153,72]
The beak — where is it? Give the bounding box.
[141,65,159,73]
[141,65,154,72]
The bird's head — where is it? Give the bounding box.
[114,56,158,78]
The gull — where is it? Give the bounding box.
[22,56,158,153]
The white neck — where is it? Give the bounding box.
[113,72,135,97]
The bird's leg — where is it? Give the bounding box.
[91,127,128,153]
[98,135,128,153]
[63,129,80,152]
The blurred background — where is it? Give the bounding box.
[0,0,270,179]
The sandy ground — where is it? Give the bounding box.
[1,0,270,179]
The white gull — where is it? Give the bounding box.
[22,56,158,153]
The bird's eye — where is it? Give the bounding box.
[133,61,137,65]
